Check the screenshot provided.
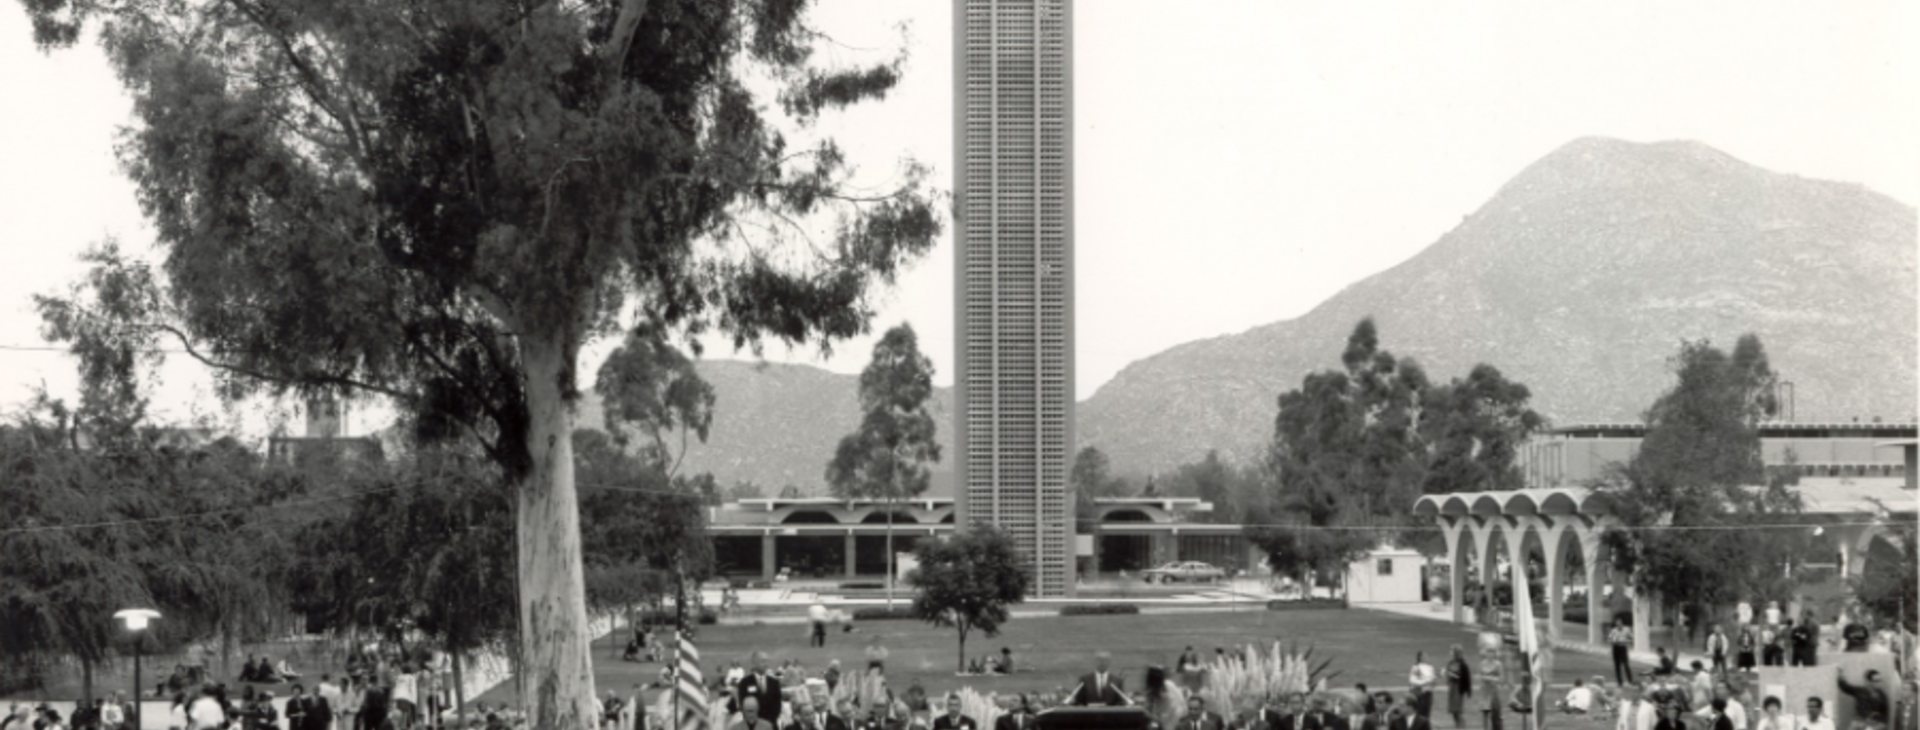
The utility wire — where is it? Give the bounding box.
[0,477,712,536]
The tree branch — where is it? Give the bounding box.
[143,323,418,404]
[602,0,652,92]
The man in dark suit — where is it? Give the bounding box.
[306,686,335,730]
[930,697,975,730]
[1176,696,1225,730]
[1263,694,1309,730]
[1306,697,1340,730]
[1067,653,1131,707]
[1389,696,1432,730]
[1359,694,1395,730]
[732,653,784,726]
[993,696,1035,730]
[795,693,849,730]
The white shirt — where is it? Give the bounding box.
[1796,715,1833,730]
[725,667,746,686]
[1691,674,1715,708]
[1617,700,1655,730]
[394,673,418,704]
[1696,700,1746,730]
[1565,687,1593,712]
[318,682,343,707]
[101,704,126,726]
[169,703,189,730]
[1409,663,1437,689]
[188,697,226,730]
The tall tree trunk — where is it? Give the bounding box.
[885,487,895,608]
[451,650,467,730]
[81,655,94,707]
[955,627,967,675]
[516,336,598,730]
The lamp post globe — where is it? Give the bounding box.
[115,609,161,730]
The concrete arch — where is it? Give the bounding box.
[860,511,919,524]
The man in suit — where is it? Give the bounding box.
[731,698,772,730]
[1067,653,1131,707]
[307,684,335,730]
[1389,696,1431,730]
[799,692,849,730]
[1359,694,1395,730]
[1263,694,1309,730]
[1177,696,1226,730]
[993,696,1035,730]
[930,697,975,730]
[1306,696,1341,730]
[732,653,784,727]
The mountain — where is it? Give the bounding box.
[1077,137,1918,476]
[579,360,957,495]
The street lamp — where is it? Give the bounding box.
[115,609,161,730]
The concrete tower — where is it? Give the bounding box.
[952,0,1075,596]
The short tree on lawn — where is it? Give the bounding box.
[907,525,1029,674]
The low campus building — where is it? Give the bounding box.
[705,495,1261,582]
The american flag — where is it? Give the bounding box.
[1511,573,1544,730]
[674,629,709,730]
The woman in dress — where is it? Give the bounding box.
[1737,626,1758,673]
[1445,646,1472,729]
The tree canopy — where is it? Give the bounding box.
[826,323,941,502]
[1598,335,1808,616]
[1251,318,1544,579]
[906,524,1029,674]
[21,0,941,725]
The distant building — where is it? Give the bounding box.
[953,0,1077,596]
[267,397,382,466]
[706,495,1260,582]
[1518,421,1917,488]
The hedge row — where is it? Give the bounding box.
[635,610,719,626]
[1058,603,1141,616]
[850,605,920,621]
[1265,599,1347,611]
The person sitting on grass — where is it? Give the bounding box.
[1556,679,1594,714]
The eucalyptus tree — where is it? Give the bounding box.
[22,0,939,726]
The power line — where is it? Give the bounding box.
[0,477,711,536]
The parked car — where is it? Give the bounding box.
[1139,561,1227,584]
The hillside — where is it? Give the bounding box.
[579,360,957,495]
[1077,137,1919,476]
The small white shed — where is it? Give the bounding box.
[1345,546,1428,603]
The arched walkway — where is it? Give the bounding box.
[1417,489,1646,651]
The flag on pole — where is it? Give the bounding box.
[675,629,710,730]
[1511,573,1544,730]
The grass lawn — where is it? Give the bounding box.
[475,607,1617,716]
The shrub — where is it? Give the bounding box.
[839,581,886,590]
[850,605,919,621]
[1265,598,1347,611]
[1059,603,1140,616]
[637,609,718,626]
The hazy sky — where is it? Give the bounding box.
[1,1,1915,436]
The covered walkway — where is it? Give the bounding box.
[1413,483,1912,654]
